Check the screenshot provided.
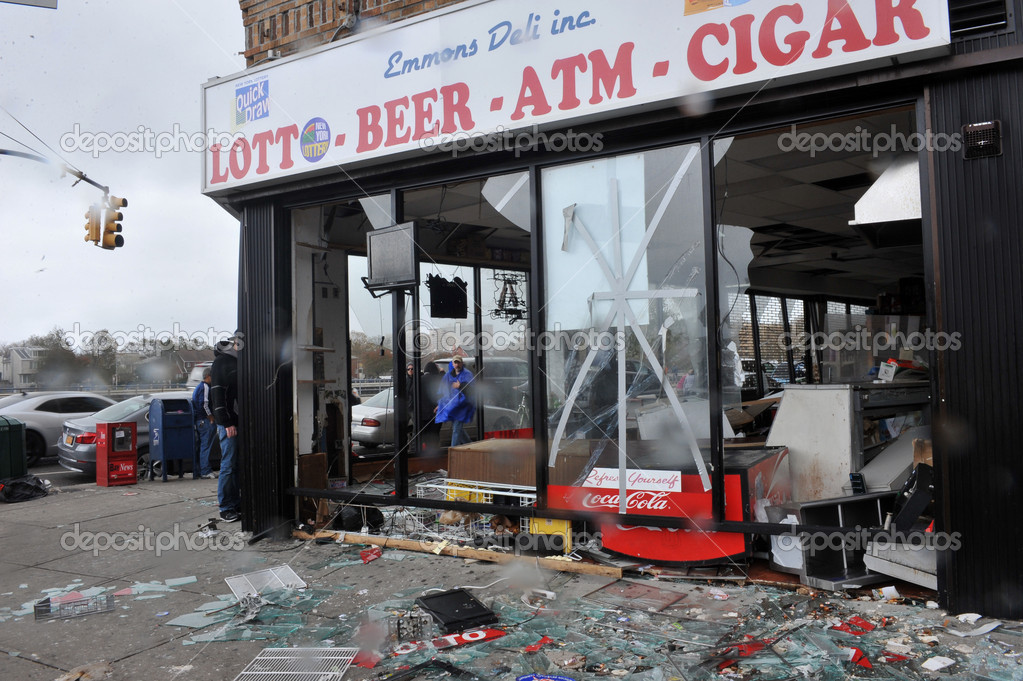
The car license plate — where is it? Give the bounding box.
[65,434,74,445]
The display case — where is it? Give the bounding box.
[767,382,930,501]
[548,447,792,565]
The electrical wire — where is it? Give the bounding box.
[419,577,509,596]
[0,129,43,156]
[0,103,80,173]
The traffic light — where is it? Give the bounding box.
[83,204,101,245]
[100,195,127,250]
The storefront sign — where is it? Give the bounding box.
[202,0,950,194]
[582,468,683,492]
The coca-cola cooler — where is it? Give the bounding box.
[96,421,137,487]
[548,446,791,564]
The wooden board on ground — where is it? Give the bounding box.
[645,565,748,583]
[292,529,622,579]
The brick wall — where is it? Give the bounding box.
[239,0,468,66]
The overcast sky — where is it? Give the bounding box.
[0,0,245,351]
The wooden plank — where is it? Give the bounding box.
[292,529,623,579]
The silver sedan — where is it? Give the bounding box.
[0,392,118,465]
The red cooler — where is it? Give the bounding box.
[548,447,791,565]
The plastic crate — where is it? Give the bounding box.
[526,517,573,553]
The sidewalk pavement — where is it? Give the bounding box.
[1,472,1021,681]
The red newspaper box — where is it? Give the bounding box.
[96,421,137,487]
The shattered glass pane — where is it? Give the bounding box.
[542,143,713,505]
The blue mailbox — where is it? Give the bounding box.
[149,397,197,482]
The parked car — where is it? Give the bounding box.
[57,391,218,478]
[351,385,523,449]
[185,361,213,388]
[0,391,117,465]
[351,387,395,448]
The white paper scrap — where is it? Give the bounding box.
[921,656,955,671]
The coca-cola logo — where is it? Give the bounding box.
[581,490,672,511]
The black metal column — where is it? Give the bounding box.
[238,201,293,538]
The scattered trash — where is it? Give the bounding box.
[415,588,498,633]
[832,615,876,635]
[956,612,982,624]
[885,639,913,655]
[54,661,113,681]
[926,600,940,609]
[112,580,184,596]
[921,655,956,671]
[546,648,586,669]
[387,607,433,642]
[524,635,554,652]
[230,647,357,681]
[360,546,382,564]
[583,579,686,611]
[841,646,873,668]
[34,594,114,621]
[225,565,306,599]
[875,586,902,600]
[708,587,730,601]
[383,659,487,681]
[0,474,50,503]
[236,594,266,623]
[392,627,507,655]
[352,650,382,668]
[944,620,1002,637]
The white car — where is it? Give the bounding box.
[351,388,395,448]
[185,361,213,388]
[350,386,524,449]
[0,392,118,465]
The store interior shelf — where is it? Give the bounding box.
[299,345,336,353]
[415,478,537,506]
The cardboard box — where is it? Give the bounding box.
[448,438,664,488]
[298,453,328,527]
[913,438,933,467]
[448,439,536,485]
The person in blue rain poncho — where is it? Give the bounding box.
[434,356,475,447]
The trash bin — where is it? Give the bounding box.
[149,397,197,482]
[0,416,27,480]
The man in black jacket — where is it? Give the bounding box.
[211,333,241,523]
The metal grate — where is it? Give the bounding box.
[963,121,1003,159]
[225,565,307,600]
[949,0,1009,36]
[233,647,358,681]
